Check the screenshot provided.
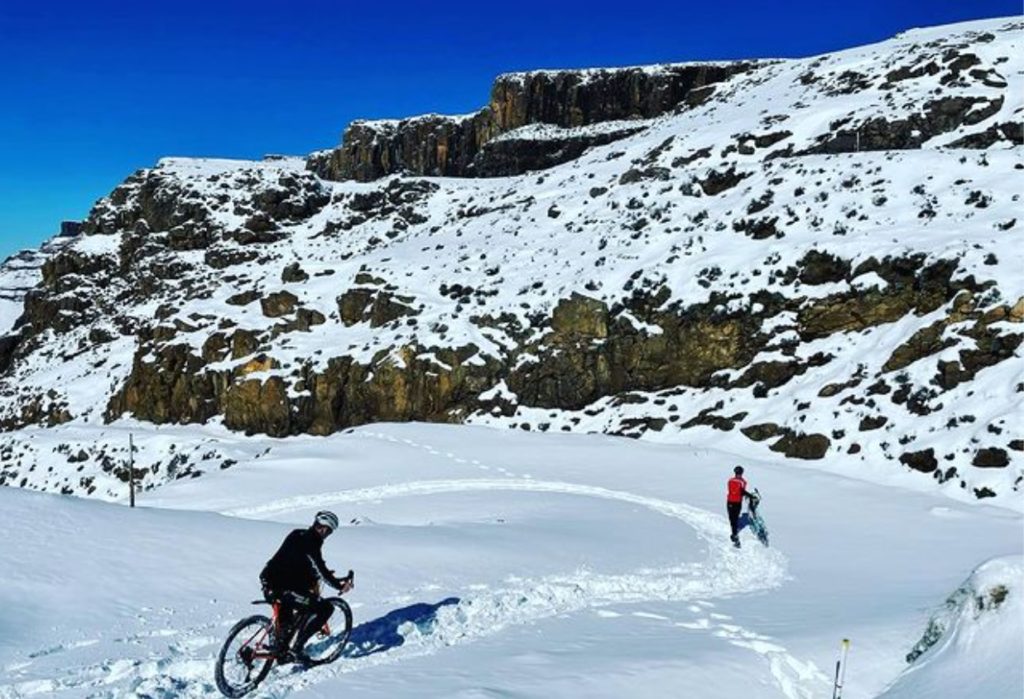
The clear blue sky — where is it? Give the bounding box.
[0,0,1018,260]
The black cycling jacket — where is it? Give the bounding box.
[261,527,342,593]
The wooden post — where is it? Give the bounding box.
[129,433,135,508]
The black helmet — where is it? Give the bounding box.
[734,466,745,476]
[314,510,339,533]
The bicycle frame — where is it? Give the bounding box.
[243,601,282,662]
[239,596,334,663]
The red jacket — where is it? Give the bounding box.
[727,476,748,503]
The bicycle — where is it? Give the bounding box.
[214,573,354,698]
[747,489,770,547]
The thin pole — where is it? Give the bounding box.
[832,638,851,699]
[129,433,135,508]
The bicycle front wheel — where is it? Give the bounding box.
[298,598,353,666]
[215,614,275,697]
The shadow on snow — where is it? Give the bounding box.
[344,597,462,659]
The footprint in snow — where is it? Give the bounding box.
[679,615,830,699]
[26,639,97,659]
[632,611,670,620]
[117,629,178,644]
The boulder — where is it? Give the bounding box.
[769,432,831,459]
[740,422,782,442]
[261,291,299,318]
[972,447,1009,468]
[900,448,938,473]
[282,263,310,283]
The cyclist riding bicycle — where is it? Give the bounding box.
[259,510,353,661]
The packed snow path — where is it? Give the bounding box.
[223,477,826,698]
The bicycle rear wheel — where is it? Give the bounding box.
[297,598,353,666]
[751,516,770,547]
[215,614,275,697]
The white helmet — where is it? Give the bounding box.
[314,510,339,533]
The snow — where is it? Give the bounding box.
[0,423,1020,698]
[490,119,647,143]
[350,112,480,132]
[0,299,20,336]
[877,556,1023,699]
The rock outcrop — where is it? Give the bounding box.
[309,62,757,181]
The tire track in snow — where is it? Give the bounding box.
[226,477,783,600]
[218,477,817,698]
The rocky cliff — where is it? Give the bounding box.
[307,62,757,181]
[0,17,1021,502]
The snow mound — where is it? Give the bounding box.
[879,555,1024,699]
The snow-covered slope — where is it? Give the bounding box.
[1,17,1021,505]
[0,423,1020,698]
[878,555,1023,698]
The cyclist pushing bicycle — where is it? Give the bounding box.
[259,510,354,663]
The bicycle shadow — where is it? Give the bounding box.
[343,597,461,659]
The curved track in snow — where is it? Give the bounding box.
[226,477,786,602]
[216,476,824,698]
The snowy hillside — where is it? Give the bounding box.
[0,424,1020,698]
[1,17,1021,504]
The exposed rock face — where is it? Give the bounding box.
[308,114,492,182]
[59,221,83,237]
[506,291,765,410]
[311,62,757,181]
[83,162,330,238]
[809,96,1010,153]
[97,250,998,442]
[797,258,969,340]
[0,334,19,373]
[472,125,646,178]
[485,64,751,132]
